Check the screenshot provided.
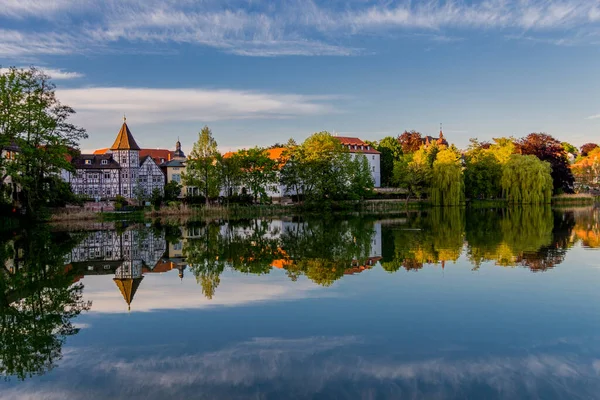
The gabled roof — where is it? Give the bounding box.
[140,149,172,164]
[111,122,141,151]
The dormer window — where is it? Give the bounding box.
[84,159,92,165]
[367,146,370,150]
[122,158,126,164]
[101,159,108,165]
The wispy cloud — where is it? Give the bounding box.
[585,114,600,120]
[2,1,600,58]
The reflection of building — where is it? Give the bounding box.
[65,226,168,310]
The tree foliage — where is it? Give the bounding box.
[464,139,503,199]
[580,143,598,157]
[431,148,464,206]
[184,126,221,204]
[0,67,87,217]
[501,154,553,204]
[398,130,423,153]
[237,147,279,203]
[516,133,574,194]
[376,136,403,187]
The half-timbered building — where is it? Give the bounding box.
[63,118,165,200]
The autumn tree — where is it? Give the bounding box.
[571,147,600,192]
[398,130,423,153]
[184,126,221,204]
[516,133,574,194]
[580,143,598,157]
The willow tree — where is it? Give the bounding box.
[501,154,552,204]
[431,148,464,206]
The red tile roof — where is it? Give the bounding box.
[334,136,380,154]
[140,149,173,164]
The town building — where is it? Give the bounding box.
[334,136,381,187]
[62,118,165,200]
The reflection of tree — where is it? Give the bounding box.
[466,206,572,271]
[0,227,91,380]
[571,208,600,248]
[381,209,465,272]
[182,217,377,293]
[280,218,375,286]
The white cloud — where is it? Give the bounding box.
[56,86,341,130]
[585,114,600,120]
[0,66,83,79]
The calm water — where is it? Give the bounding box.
[1,207,600,399]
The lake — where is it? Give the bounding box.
[1,207,600,399]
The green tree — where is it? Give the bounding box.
[184,126,221,205]
[376,136,403,187]
[392,152,431,204]
[431,148,464,206]
[163,180,182,202]
[0,67,87,218]
[348,154,374,200]
[464,141,503,199]
[237,147,278,203]
[218,153,242,202]
[501,154,553,204]
[150,188,162,210]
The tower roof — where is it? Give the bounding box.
[113,276,144,311]
[111,120,140,151]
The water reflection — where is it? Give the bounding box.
[2,206,600,388]
[0,227,91,380]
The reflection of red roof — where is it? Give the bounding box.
[335,137,380,154]
[142,260,176,274]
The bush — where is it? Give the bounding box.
[114,195,127,210]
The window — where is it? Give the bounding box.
[101,159,108,165]
[372,155,375,160]
[172,174,181,183]
[372,166,375,172]
[173,167,180,171]
[153,176,161,183]
[84,159,92,165]
[123,189,128,195]
[122,158,126,164]
[106,189,111,195]
[104,173,110,179]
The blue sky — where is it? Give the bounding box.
[1,0,600,153]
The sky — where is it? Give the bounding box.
[1,0,600,154]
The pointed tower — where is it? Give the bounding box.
[113,260,144,311]
[111,116,141,198]
[173,137,185,160]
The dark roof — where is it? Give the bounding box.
[72,154,120,169]
[161,159,186,167]
[111,122,141,151]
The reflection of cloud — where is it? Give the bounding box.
[4,336,600,399]
[82,270,332,313]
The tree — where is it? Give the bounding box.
[464,140,503,199]
[398,130,423,153]
[392,152,431,204]
[376,136,403,187]
[431,148,464,206]
[0,67,87,218]
[488,137,516,165]
[237,147,278,203]
[163,180,182,202]
[348,154,374,200]
[184,126,221,205]
[218,153,242,202]
[562,142,578,156]
[150,188,162,210]
[571,147,600,192]
[580,143,598,157]
[501,154,553,204]
[516,133,574,194]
